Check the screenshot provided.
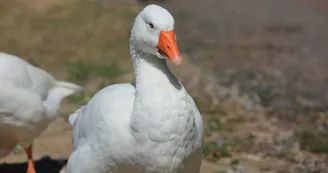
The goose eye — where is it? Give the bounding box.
[148,23,154,29]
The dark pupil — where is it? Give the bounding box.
[149,23,154,28]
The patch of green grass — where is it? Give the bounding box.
[203,141,230,159]
[247,133,256,140]
[225,137,254,151]
[294,166,311,173]
[191,95,201,109]
[294,130,328,154]
[207,119,233,132]
[203,135,255,160]
[28,58,41,67]
[230,158,239,165]
[204,118,233,137]
[67,92,93,105]
[277,169,291,173]
[276,150,288,158]
[212,170,227,173]
[67,61,123,84]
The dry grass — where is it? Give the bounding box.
[0,0,142,83]
[0,0,146,109]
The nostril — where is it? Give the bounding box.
[167,45,171,49]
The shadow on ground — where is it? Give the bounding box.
[0,156,67,173]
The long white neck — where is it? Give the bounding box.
[130,38,182,92]
[129,38,187,142]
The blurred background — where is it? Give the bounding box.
[0,0,327,172]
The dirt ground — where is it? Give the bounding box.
[0,117,263,173]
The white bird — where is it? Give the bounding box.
[67,4,203,173]
[0,52,83,173]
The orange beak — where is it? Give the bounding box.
[156,30,182,66]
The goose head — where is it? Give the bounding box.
[131,4,182,66]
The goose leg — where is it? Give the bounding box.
[24,145,36,173]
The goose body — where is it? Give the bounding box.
[67,5,203,173]
[0,52,82,173]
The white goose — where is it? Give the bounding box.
[67,4,203,173]
[0,52,82,173]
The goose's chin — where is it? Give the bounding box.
[155,51,183,66]
[155,51,168,60]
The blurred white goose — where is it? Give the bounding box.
[67,4,203,173]
[0,52,82,173]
